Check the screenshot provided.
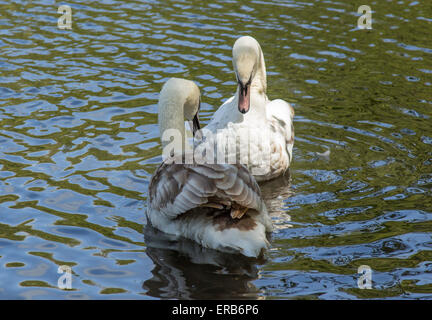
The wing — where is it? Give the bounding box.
[204,95,235,133]
[148,155,263,220]
[266,99,295,159]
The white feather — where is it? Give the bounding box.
[200,36,295,182]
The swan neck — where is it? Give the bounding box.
[158,95,186,155]
[253,46,267,94]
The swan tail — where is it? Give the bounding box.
[147,207,271,258]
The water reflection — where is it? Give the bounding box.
[143,226,265,299]
[260,173,294,232]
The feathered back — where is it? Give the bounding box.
[147,154,273,257]
[148,154,264,220]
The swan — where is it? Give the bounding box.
[203,36,295,182]
[146,78,273,258]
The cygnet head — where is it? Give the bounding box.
[232,36,262,114]
[158,78,201,137]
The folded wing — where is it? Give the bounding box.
[148,155,263,220]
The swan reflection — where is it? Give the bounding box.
[142,225,266,299]
[260,173,293,231]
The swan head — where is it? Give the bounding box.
[182,80,201,135]
[232,36,262,114]
[158,78,201,137]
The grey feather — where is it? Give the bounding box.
[148,155,264,220]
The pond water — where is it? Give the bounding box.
[0,0,431,299]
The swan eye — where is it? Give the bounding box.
[238,75,252,90]
[238,80,245,94]
[246,75,252,86]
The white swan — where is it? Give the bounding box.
[203,36,295,182]
[146,78,273,258]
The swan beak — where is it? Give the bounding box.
[238,82,250,114]
[189,112,201,139]
[192,113,200,135]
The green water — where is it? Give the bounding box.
[0,0,431,299]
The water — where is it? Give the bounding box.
[0,0,431,299]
